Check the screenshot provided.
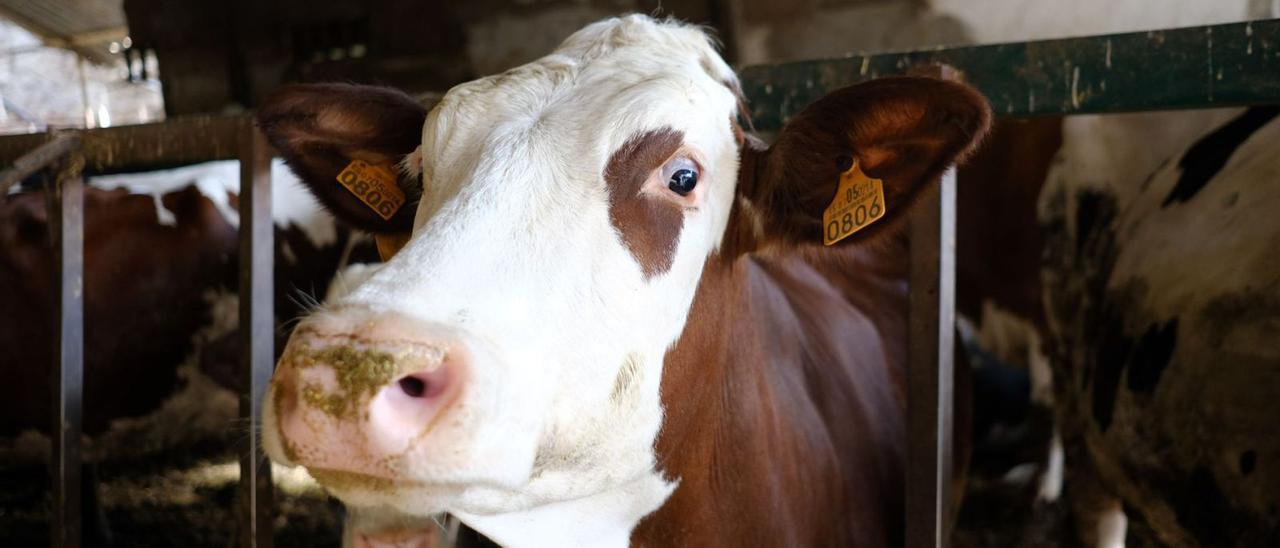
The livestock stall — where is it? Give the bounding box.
[1,15,1278,548]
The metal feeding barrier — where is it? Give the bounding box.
[0,117,274,548]
[0,16,1277,548]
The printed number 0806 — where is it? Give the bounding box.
[340,171,400,217]
[825,195,883,241]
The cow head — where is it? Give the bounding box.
[258,14,988,540]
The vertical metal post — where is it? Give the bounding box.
[50,159,84,548]
[238,122,274,548]
[906,167,956,548]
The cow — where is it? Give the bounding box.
[1038,106,1280,546]
[943,106,1280,547]
[0,160,384,546]
[255,14,990,547]
[945,104,1280,547]
[0,159,378,441]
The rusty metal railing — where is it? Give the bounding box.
[0,116,274,548]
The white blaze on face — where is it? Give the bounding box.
[263,15,742,541]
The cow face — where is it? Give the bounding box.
[258,14,988,527]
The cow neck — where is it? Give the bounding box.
[633,240,912,547]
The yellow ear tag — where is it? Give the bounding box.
[336,160,407,221]
[822,161,886,246]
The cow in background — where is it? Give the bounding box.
[945,89,1280,548]
[1037,106,1280,546]
[950,107,1280,548]
[0,159,377,444]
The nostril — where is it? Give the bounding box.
[398,376,427,398]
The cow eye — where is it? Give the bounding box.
[664,157,699,196]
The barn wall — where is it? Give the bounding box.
[118,0,1280,117]
[732,0,1269,65]
[122,0,733,116]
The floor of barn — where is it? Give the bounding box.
[0,439,346,547]
[0,363,349,547]
[0,365,1070,546]
[0,446,1070,547]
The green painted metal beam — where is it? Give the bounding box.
[740,18,1280,130]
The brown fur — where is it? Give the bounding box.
[636,246,909,547]
[0,184,377,436]
[739,77,991,253]
[956,117,1062,325]
[0,187,236,435]
[604,127,687,279]
[633,76,990,546]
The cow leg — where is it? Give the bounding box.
[1060,436,1132,548]
[1094,499,1127,548]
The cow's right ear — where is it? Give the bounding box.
[731,76,990,252]
[256,83,427,234]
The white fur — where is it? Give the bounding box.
[454,473,675,548]
[324,262,382,302]
[264,16,743,542]
[1096,502,1128,548]
[1038,430,1065,502]
[88,158,338,247]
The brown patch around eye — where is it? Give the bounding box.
[604,128,686,280]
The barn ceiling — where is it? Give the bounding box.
[0,0,126,63]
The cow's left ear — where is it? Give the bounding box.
[256,83,427,235]
[734,76,990,250]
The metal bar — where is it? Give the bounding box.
[906,167,956,548]
[49,159,85,548]
[0,115,249,173]
[238,123,274,548]
[0,133,80,197]
[740,18,1280,129]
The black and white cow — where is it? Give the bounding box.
[1040,106,1280,546]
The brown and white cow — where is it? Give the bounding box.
[0,160,377,439]
[257,15,989,546]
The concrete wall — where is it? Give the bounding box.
[731,0,1275,66]
[124,0,728,116]
[0,19,163,135]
